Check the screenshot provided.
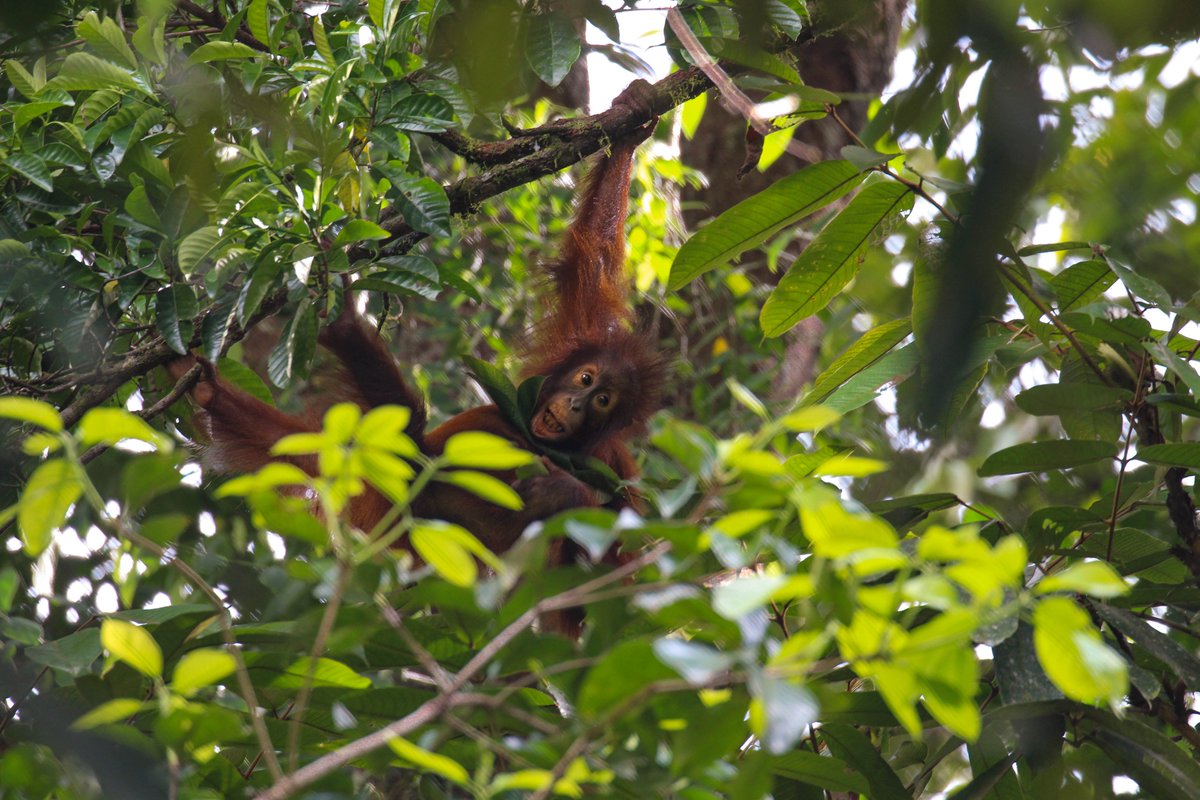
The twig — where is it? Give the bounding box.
[79,362,202,465]
[286,560,352,771]
[90,512,283,780]
[176,0,272,53]
[253,542,669,800]
[665,9,824,163]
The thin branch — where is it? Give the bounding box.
[253,542,669,800]
[92,514,283,781]
[665,9,823,163]
[286,560,352,772]
[176,0,272,53]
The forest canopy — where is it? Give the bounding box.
[2,1,1200,798]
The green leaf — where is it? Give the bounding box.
[71,698,146,730]
[171,648,237,697]
[6,153,53,192]
[800,500,897,557]
[1014,383,1131,415]
[1093,604,1200,688]
[706,509,773,539]
[820,723,910,800]
[25,628,102,676]
[1083,709,1200,800]
[772,751,868,795]
[978,440,1115,476]
[332,219,391,247]
[5,59,42,98]
[52,52,139,91]
[1033,597,1126,705]
[1036,561,1129,598]
[387,736,470,786]
[101,618,163,677]
[802,317,912,405]
[0,397,63,432]
[1018,240,1091,256]
[698,37,802,85]
[187,41,263,63]
[18,459,81,556]
[391,93,455,133]
[311,15,335,65]
[1051,259,1114,311]
[752,677,819,754]
[411,522,478,587]
[0,567,17,613]
[246,0,272,49]
[1146,340,1200,398]
[201,293,237,363]
[1107,258,1173,309]
[352,255,441,300]
[78,11,138,69]
[177,226,222,275]
[578,638,675,718]
[132,12,167,64]
[712,573,789,619]
[275,657,372,689]
[390,174,451,237]
[670,160,862,289]
[155,285,198,355]
[463,357,521,427]
[368,0,387,28]
[217,357,274,405]
[267,300,318,388]
[435,471,522,510]
[14,100,69,130]
[442,431,535,470]
[123,184,162,230]
[1137,443,1200,470]
[840,145,895,170]
[79,407,171,451]
[524,12,582,87]
[761,181,912,337]
[916,645,981,741]
[653,639,733,685]
[820,342,919,414]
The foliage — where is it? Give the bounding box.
[2,1,1200,799]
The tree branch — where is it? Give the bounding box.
[252,542,669,800]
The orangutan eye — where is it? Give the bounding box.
[595,394,610,409]
[579,371,593,386]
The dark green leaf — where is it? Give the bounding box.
[1137,443,1200,469]
[803,317,912,405]
[820,723,910,800]
[25,629,102,676]
[267,299,318,387]
[978,440,1116,476]
[390,174,451,237]
[840,145,895,170]
[155,285,198,354]
[772,751,868,795]
[1092,604,1200,687]
[1050,259,1114,311]
[524,12,582,87]
[669,160,862,289]
[1014,383,1131,415]
[757,677,818,754]
[761,181,912,337]
[1083,709,1200,800]
[391,93,455,133]
[578,638,675,718]
[6,153,53,192]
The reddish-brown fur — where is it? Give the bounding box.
[173,82,666,572]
